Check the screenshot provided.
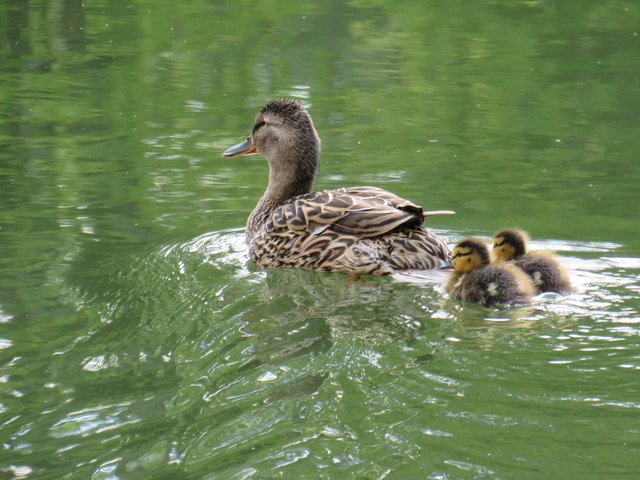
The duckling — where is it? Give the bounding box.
[223,98,454,275]
[492,229,573,294]
[444,238,535,307]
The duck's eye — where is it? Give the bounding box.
[252,120,266,133]
[493,240,504,248]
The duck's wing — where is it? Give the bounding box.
[269,186,426,238]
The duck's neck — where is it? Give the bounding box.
[247,146,319,241]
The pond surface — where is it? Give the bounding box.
[1,1,639,479]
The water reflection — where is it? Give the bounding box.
[0,222,638,478]
[50,402,139,438]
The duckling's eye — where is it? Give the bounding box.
[452,251,469,259]
[493,240,505,248]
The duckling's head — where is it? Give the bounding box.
[492,229,528,261]
[223,98,320,166]
[451,238,490,273]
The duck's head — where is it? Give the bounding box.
[450,238,490,273]
[222,98,320,167]
[492,229,528,261]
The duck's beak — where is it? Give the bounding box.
[438,259,453,270]
[222,137,258,157]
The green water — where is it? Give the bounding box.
[1,1,639,479]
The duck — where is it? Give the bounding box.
[222,98,454,275]
[492,229,573,294]
[443,238,535,307]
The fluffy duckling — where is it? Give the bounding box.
[223,99,454,275]
[444,238,535,307]
[492,229,573,294]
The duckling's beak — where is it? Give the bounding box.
[222,137,258,157]
[438,259,453,270]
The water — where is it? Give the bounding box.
[1,1,639,478]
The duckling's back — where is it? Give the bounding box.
[515,253,573,294]
[447,264,533,307]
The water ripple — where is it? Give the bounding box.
[1,228,638,479]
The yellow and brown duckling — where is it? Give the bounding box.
[492,229,573,294]
[444,238,535,307]
[223,98,454,275]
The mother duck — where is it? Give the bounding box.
[223,98,453,276]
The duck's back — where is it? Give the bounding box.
[247,186,450,275]
[515,253,572,294]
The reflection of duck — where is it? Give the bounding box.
[223,99,453,275]
[444,238,534,307]
[492,229,573,294]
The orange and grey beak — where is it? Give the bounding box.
[222,137,258,157]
